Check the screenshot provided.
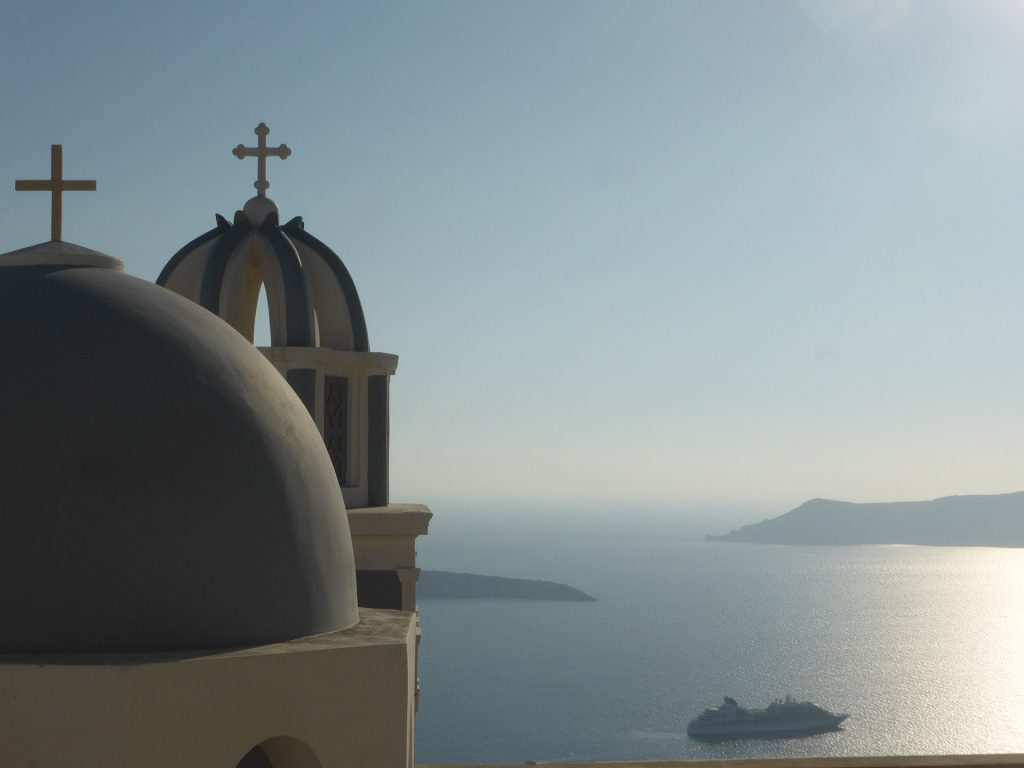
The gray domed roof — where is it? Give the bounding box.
[158,198,369,352]
[0,245,359,654]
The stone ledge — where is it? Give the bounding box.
[0,607,414,667]
[349,504,433,536]
[259,346,399,374]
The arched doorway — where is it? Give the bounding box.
[235,736,322,768]
[236,746,273,768]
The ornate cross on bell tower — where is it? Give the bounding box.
[15,145,97,241]
[232,123,291,197]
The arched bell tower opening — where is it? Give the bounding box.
[254,280,272,346]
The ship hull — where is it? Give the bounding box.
[687,714,848,741]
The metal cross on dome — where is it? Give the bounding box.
[232,122,291,197]
[15,145,96,241]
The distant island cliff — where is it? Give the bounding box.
[418,571,597,602]
[706,491,1024,547]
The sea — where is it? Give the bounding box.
[413,511,1024,764]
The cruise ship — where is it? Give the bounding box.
[687,695,848,740]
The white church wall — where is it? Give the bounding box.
[0,610,417,768]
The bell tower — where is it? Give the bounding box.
[158,123,430,614]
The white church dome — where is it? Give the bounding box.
[0,244,360,654]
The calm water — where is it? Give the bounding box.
[414,525,1024,764]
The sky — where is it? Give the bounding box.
[2,1,1024,525]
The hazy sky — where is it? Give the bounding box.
[3,1,1024,517]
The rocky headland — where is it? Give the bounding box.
[706,491,1024,547]
[418,571,597,602]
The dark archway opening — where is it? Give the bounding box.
[235,736,323,768]
[236,745,273,768]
